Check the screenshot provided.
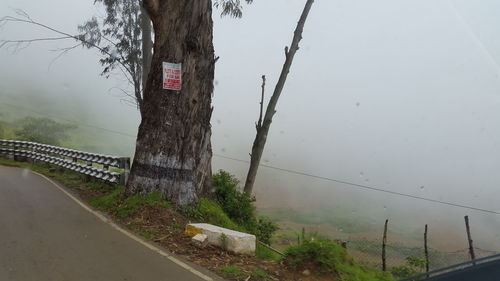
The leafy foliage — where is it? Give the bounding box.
[78,0,143,105]
[214,0,254,18]
[186,171,278,244]
[212,170,278,244]
[14,117,75,145]
[213,170,255,224]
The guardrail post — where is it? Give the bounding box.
[85,161,93,182]
[120,158,130,186]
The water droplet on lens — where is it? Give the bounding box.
[21,168,30,178]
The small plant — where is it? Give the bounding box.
[219,233,229,250]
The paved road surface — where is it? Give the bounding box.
[0,166,220,281]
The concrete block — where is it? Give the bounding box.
[186,223,256,255]
[191,233,208,248]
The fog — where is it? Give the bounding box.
[1,0,500,253]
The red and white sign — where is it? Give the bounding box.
[163,62,182,90]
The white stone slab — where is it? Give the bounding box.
[186,223,256,255]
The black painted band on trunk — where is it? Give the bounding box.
[133,162,193,182]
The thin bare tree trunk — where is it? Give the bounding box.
[424,224,429,276]
[126,0,214,206]
[382,219,388,271]
[465,216,476,264]
[243,0,314,194]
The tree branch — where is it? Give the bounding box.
[256,75,266,130]
[0,14,135,82]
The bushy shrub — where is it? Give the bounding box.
[201,170,279,244]
[285,237,348,273]
[14,117,75,145]
[256,217,279,245]
[213,170,255,224]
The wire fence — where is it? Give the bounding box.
[346,239,499,272]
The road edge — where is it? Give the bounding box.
[32,171,216,281]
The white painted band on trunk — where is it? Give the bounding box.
[33,171,214,281]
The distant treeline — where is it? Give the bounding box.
[0,116,76,146]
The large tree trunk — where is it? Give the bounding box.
[127,0,214,206]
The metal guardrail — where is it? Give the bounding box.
[0,140,130,184]
[399,253,500,281]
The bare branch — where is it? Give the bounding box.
[0,36,73,49]
[0,13,135,81]
[47,43,83,70]
[256,75,266,130]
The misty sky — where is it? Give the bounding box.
[2,0,500,248]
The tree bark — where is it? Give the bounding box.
[140,5,153,110]
[126,0,214,206]
[243,0,314,195]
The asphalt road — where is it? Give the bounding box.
[0,166,220,281]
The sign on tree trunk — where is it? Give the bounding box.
[163,62,182,90]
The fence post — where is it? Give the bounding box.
[424,224,429,276]
[464,216,476,264]
[382,219,388,271]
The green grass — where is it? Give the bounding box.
[218,266,271,280]
[90,188,170,220]
[138,229,161,240]
[186,198,241,231]
[255,243,282,261]
[219,266,247,279]
[285,237,394,281]
[251,267,271,280]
